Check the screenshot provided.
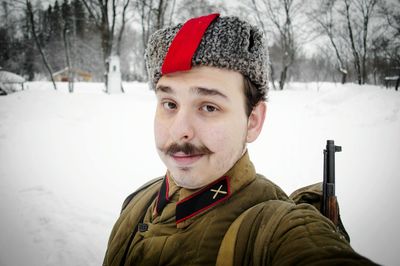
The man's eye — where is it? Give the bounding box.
[201,105,218,113]
[162,101,177,110]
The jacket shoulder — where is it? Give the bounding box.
[120,176,164,213]
[252,174,290,201]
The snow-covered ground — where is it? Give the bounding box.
[0,81,399,266]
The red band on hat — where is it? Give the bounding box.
[161,13,220,75]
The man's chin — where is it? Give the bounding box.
[171,175,200,189]
[177,166,191,172]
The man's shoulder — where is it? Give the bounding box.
[121,176,164,213]
[249,174,290,201]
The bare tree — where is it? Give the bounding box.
[377,0,400,65]
[134,0,174,52]
[382,2,400,36]
[81,0,116,65]
[250,0,306,90]
[174,0,226,22]
[116,0,131,56]
[133,0,175,79]
[63,26,73,93]
[80,0,132,88]
[343,0,362,84]
[377,0,400,90]
[308,0,348,84]
[26,0,57,90]
[355,0,378,83]
[342,0,378,85]
[167,0,177,25]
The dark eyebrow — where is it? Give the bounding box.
[155,85,174,94]
[191,87,227,99]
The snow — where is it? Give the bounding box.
[0,81,399,266]
[0,70,25,83]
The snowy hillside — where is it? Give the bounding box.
[0,82,399,266]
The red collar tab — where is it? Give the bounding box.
[161,13,220,75]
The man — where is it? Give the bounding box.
[103,14,377,265]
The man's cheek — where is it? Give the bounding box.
[154,124,167,147]
[203,128,227,151]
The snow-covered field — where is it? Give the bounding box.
[0,81,399,266]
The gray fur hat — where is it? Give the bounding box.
[145,15,269,97]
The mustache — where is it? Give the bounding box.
[162,142,213,156]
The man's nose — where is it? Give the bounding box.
[169,108,195,142]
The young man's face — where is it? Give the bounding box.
[154,66,265,189]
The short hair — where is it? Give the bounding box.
[243,76,266,117]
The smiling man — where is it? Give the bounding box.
[103,14,376,266]
[154,66,264,189]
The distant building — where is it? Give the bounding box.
[0,68,25,95]
[52,67,92,82]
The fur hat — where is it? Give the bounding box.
[145,14,269,97]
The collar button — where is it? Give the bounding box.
[138,223,149,232]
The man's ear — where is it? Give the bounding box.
[246,101,267,143]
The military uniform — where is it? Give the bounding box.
[103,152,376,265]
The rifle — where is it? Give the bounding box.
[322,140,341,226]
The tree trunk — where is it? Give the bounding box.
[26,0,57,90]
[168,0,176,25]
[341,71,347,84]
[63,26,73,93]
[156,0,165,30]
[139,0,154,80]
[100,17,111,65]
[81,0,117,90]
[328,32,347,84]
[279,66,288,90]
[344,0,362,85]
[116,0,131,56]
[270,62,278,90]
[361,15,368,84]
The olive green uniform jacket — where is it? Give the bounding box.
[103,152,377,266]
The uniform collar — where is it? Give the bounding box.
[154,150,256,228]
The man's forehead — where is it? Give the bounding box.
[155,66,244,97]
[156,85,228,99]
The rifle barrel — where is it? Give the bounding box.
[322,140,341,222]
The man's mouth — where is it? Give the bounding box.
[170,152,204,166]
